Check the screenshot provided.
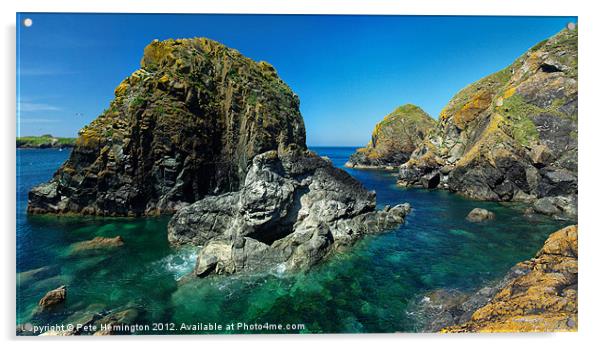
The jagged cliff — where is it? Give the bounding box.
[398,28,577,219]
[28,38,306,216]
[441,225,578,332]
[346,104,435,169]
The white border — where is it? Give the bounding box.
[2,1,600,348]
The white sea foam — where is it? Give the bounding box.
[156,247,197,280]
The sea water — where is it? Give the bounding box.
[16,147,571,333]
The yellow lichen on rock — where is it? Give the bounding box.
[442,225,578,333]
[114,80,129,97]
[452,90,493,129]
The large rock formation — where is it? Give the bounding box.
[168,147,410,277]
[346,104,435,169]
[423,225,577,333]
[28,38,305,216]
[398,28,577,219]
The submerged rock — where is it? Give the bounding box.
[466,208,495,222]
[346,104,435,169]
[440,225,578,332]
[168,147,411,277]
[71,236,124,253]
[28,37,305,216]
[38,285,66,312]
[397,28,578,219]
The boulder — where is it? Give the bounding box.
[38,285,66,312]
[466,208,495,222]
[168,148,411,277]
[533,195,577,220]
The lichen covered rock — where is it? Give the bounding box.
[38,285,67,312]
[441,225,578,332]
[28,38,306,216]
[168,147,411,277]
[346,104,435,169]
[397,28,578,219]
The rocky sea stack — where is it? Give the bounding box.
[28,38,306,216]
[398,28,578,219]
[346,104,435,169]
[168,147,410,277]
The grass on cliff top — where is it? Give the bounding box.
[17,135,76,148]
[379,104,435,128]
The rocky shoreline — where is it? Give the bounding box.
[418,225,577,333]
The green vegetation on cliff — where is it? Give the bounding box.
[398,27,578,208]
[17,135,76,148]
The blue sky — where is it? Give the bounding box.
[16,14,576,146]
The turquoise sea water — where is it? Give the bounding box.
[16,147,571,334]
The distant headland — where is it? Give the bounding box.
[16,135,76,149]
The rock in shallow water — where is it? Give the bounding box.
[466,208,495,222]
[70,236,124,254]
[38,285,66,312]
[168,148,411,277]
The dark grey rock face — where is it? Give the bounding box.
[168,148,411,277]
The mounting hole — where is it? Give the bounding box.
[23,18,33,27]
[567,22,576,31]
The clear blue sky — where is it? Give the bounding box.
[16,14,576,146]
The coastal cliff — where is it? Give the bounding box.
[346,104,435,169]
[28,38,306,216]
[398,28,578,219]
[441,225,578,332]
